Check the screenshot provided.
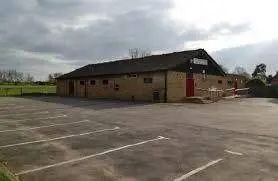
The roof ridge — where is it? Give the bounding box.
[87,49,201,66]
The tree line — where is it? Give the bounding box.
[222,62,278,84]
[0,69,64,85]
[0,69,34,83]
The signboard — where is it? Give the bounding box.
[190,58,208,66]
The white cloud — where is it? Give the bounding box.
[171,0,278,51]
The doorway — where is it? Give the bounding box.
[186,73,195,97]
[234,81,238,94]
[84,80,87,97]
[69,80,74,96]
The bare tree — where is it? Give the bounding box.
[48,74,54,83]
[53,73,63,79]
[129,48,140,59]
[140,50,151,57]
[233,66,250,77]
[129,48,152,59]
[48,73,63,83]
[24,73,34,83]
[0,69,34,83]
[219,64,229,73]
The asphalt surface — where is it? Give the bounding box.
[0,96,277,181]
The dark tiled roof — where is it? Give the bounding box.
[58,49,220,79]
[226,74,247,78]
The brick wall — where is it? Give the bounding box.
[57,72,166,101]
[194,74,246,96]
[167,71,187,102]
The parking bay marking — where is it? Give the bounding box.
[0,111,50,117]
[0,115,67,124]
[0,127,120,149]
[16,136,170,176]
[224,149,244,156]
[0,106,25,110]
[0,120,89,133]
[0,108,54,113]
[173,149,244,181]
[173,159,223,181]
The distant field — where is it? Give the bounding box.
[0,85,56,96]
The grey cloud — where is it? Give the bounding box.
[212,39,278,74]
[0,0,252,80]
[182,22,250,41]
[209,22,251,35]
[0,49,75,80]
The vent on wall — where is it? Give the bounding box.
[126,74,137,78]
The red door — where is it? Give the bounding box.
[186,78,195,97]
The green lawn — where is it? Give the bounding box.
[0,172,12,181]
[0,164,17,181]
[0,85,56,96]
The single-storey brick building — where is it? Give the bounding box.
[271,72,278,86]
[57,49,246,102]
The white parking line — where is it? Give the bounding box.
[0,120,90,133]
[0,115,67,124]
[173,159,223,181]
[16,136,169,176]
[0,107,44,112]
[224,150,244,156]
[0,104,16,107]
[0,127,120,149]
[0,106,25,110]
[0,111,49,117]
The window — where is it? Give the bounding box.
[227,80,233,86]
[114,84,119,91]
[218,80,223,84]
[80,81,85,85]
[102,80,109,85]
[144,78,153,84]
[90,80,96,85]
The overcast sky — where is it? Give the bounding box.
[0,0,278,80]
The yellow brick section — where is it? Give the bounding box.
[167,71,187,102]
[57,72,166,101]
[194,74,246,96]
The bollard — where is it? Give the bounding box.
[232,88,236,96]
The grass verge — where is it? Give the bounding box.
[0,85,56,96]
[0,164,19,181]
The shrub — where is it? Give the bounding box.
[246,78,278,98]
[246,79,267,97]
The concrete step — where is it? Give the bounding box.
[183,96,214,104]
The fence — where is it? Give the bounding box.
[224,88,250,97]
[196,87,250,100]
[0,86,56,96]
[195,88,224,101]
